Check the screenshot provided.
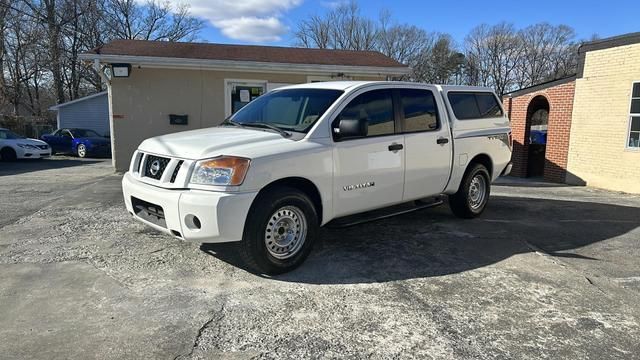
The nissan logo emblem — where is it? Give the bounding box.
[149,160,161,176]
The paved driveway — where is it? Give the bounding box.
[1,159,639,359]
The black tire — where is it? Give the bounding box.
[0,147,17,161]
[449,163,491,219]
[239,187,319,275]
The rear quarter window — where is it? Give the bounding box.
[448,92,504,120]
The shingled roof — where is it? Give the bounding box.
[84,39,407,69]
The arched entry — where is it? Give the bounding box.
[526,95,549,177]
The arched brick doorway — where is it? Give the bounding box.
[526,95,550,177]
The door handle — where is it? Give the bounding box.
[437,137,449,145]
[388,143,403,151]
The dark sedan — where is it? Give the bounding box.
[41,128,111,158]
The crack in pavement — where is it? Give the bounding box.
[174,304,227,360]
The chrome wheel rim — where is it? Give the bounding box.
[468,174,487,210]
[264,206,307,260]
[78,145,86,157]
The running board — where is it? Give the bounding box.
[326,198,444,228]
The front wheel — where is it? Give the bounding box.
[449,163,491,218]
[76,144,87,158]
[239,187,318,275]
[0,147,17,161]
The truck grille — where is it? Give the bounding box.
[170,160,184,183]
[144,155,170,180]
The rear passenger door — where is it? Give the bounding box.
[332,88,405,217]
[398,88,452,200]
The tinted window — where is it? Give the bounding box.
[338,89,394,137]
[231,89,342,133]
[0,130,24,139]
[400,89,438,132]
[448,93,481,119]
[72,129,101,137]
[448,92,503,120]
[476,93,504,117]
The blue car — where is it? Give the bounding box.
[41,128,111,158]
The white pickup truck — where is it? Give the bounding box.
[123,81,512,274]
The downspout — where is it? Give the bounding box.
[94,58,116,169]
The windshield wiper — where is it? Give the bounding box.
[220,119,241,127]
[241,122,291,138]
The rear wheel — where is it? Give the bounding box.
[449,163,491,218]
[76,144,87,158]
[0,147,17,161]
[239,187,318,275]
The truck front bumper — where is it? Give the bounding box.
[122,172,257,243]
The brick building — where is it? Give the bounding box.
[503,32,640,193]
[503,77,576,182]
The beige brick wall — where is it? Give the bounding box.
[566,43,640,193]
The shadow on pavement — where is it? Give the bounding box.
[201,195,640,284]
[0,157,104,176]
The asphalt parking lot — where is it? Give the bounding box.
[1,158,640,359]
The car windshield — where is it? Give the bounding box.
[0,130,25,139]
[228,89,343,133]
[71,129,101,137]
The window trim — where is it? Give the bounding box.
[626,81,640,150]
[395,88,441,134]
[447,91,504,120]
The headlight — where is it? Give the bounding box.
[190,156,251,186]
[17,144,38,149]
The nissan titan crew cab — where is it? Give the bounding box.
[123,81,512,274]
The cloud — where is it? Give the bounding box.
[320,0,348,8]
[169,0,303,42]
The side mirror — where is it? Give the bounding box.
[334,118,368,140]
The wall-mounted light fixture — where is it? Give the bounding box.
[111,63,131,78]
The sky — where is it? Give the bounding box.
[172,0,639,46]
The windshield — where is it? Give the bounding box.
[229,89,343,133]
[0,130,25,139]
[71,129,101,137]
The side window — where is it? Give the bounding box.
[62,130,72,138]
[399,89,439,132]
[629,83,640,148]
[338,89,394,137]
[448,93,481,119]
[448,92,503,120]
[476,93,504,118]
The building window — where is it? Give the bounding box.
[629,82,640,148]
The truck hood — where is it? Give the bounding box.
[138,127,293,159]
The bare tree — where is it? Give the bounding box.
[412,34,463,84]
[294,1,378,51]
[464,23,525,95]
[517,23,576,87]
[102,0,202,41]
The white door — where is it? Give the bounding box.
[399,87,452,200]
[332,89,405,217]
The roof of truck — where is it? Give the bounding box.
[279,81,496,93]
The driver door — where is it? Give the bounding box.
[60,130,74,152]
[332,88,405,217]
